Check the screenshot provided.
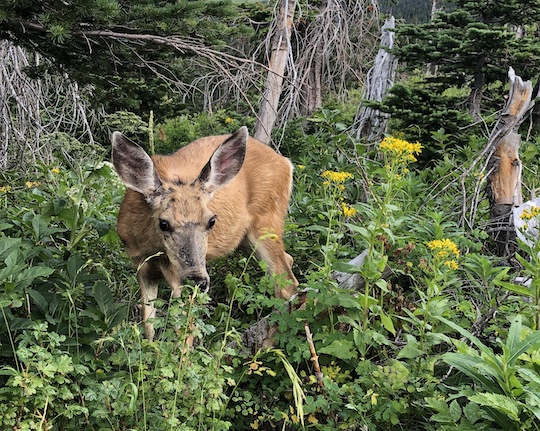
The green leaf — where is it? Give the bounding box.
[442,353,500,393]
[468,392,521,421]
[32,215,48,240]
[379,309,395,335]
[93,282,113,316]
[332,261,364,274]
[27,289,49,314]
[435,316,503,373]
[319,340,356,361]
[343,223,370,238]
[17,266,55,283]
[494,280,533,297]
[0,237,21,258]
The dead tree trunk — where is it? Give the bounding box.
[254,0,296,144]
[353,16,397,144]
[486,67,535,258]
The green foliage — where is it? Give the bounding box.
[382,0,540,159]
[155,110,253,153]
[2,112,540,430]
[0,0,255,117]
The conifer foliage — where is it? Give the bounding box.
[0,0,246,115]
[379,0,540,154]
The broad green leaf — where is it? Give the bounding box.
[332,261,364,274]
[93,282,113,316]
[17,266,55,283]
[506,331,540,367]
[343,223,370,238]
[442,353,501,393]
[468,392,521,421]
[0,237,21,258]
[32,215,48,240]
[319,339,357,361]
[27,289,49,314]
[435,316,502,372]
[448,399,462,422]
[524,389,540,420]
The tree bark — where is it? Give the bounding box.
[353,16,397,144]
[486,67,535,258]
[254,0,296,144]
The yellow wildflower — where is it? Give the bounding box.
[0,185,12,193]
[427,238,460,259]
[341,202,357,217]
[444,260,459,270]
[521,206,540,221]
[297,164,305,170]
[307,414,319,424]
[51,167,60,174]
[224,117,236,124]
[380,136,423,163]
[25,181,40,188]
[322,170,354,184]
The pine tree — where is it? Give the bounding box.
[378,0,540,153]
[0,0,249,116]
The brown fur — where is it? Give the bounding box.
[114,130,298,341]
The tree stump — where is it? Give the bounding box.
[486,67,536,258]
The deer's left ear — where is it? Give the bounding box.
[111,132,162,196]
[198,126,247,192]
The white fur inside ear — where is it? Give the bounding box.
[111,132,160,196]
[201,127,247,192]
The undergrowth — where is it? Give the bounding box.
[1,111,540,430]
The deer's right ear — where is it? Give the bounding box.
[111,132,161,196]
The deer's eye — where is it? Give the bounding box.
[207,215,216,230]
[159,219,171,232]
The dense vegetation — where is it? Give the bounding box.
[1,106,540,430]
[2,0,540,430]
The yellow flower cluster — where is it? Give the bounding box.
[51,167,60,174]
[0,185,12,193]
[25,181,40,188]
[380,137,423,163]
[341,202,357,217]
[224,117,236,124]
[322,170,354,184]
[427,238,460,259]
[520,206,540,221]
[444,260,459,270]
[427,238,460,270]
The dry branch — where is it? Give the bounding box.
[460,68,538,237]
[0,40,99,169]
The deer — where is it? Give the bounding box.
[111,126,299,341]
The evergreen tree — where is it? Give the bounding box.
[0,0,251,117]
[378,0,540,154]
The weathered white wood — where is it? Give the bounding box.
[353,16,397,144]
[486,67,536,256]
[254,0,296,144]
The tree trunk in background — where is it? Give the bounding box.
[352,16,397,145]
[254,0,296,144]
[486,67,535,259]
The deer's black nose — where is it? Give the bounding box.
[186,275,209,293]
